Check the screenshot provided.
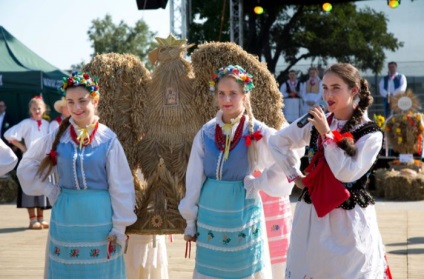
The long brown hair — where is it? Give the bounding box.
[37,116,71,181]
[324,63,373,156]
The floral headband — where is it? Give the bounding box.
[209,65,255,93]
[60,72,100,98]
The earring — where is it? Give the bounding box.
[353,95,360,109]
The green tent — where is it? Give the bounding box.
[0,26,70,122]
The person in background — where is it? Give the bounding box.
[378,61,407,116]
[17,72,137,278]
[0,99,15,145]
[5,96,50,230]
[301,67,322,114]
[49,97,71,133]
[270,63,392,278]
[0,138,18,176]
[179,65,297,278]
[280,70,303,123]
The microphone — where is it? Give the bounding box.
[296,100,329,128]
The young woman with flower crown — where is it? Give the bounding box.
[17,72,137,279]
[178,65,299,279]
[270,63,392,278]
[5,96,51,230]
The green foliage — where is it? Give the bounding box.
[87,15,157,67]
[70,61,86,72]
[188,2,403,76]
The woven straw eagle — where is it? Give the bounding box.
[84,34,285,235]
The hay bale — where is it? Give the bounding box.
[0,173,18,203]
[374,168,424,200]
[191,41,286,129]
[83,53,149,174]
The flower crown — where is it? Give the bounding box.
[60,72,100,98]
[209,65,255,93]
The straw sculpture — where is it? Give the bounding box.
[82,37,288,235]
[129,35,203,234]
[191,41,285,129]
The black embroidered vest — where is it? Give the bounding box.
[301,121,383,210]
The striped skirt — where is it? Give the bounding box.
[195,178,269,278]
[260,192,292,278]
[46,188,126,279]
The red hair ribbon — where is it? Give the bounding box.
[32,95,43,100]
[243,130,263,146]
[331,130,353,144]
[47,150,57,166]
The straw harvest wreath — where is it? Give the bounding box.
[385,90,423,155]
[83,34,286,235]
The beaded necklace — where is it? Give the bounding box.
[215,115,245,160]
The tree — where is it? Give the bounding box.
[188,2,403,79]
[87,15,157,67]
[69,61,86,72]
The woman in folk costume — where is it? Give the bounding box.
[270,63,392,278]
[300,67,323,114]
[5,96,50,229]
[0,138,17,176]
[178,65,296,279]
[17,72,137,279]
[49,97,71,133]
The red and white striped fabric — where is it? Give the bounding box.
[260,192,292,277]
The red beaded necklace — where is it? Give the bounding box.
[215,115,245,152]
[69,122,99,147]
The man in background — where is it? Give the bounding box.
[378,61,407,116]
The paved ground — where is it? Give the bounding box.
[0,198,423,278]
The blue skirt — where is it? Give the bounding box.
[195,178,265,278]
[46,188,125,279]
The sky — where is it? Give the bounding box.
[0,0,423,74]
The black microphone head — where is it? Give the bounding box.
[318,100,329,112]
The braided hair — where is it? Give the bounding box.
[37,116,71,181]
[216,71,259,173]
[324,63,373,156]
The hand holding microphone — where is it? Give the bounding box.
[296,100,329,128]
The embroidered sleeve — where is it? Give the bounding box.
[269,121,310,182]
[325,131,382,182]
[250,122,304,196]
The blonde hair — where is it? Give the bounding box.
[216,75,259,173]
[28,97,46,115]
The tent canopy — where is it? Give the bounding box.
[0,25,69,122]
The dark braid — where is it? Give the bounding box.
[37,116,71,181]
[324,64,373,156]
